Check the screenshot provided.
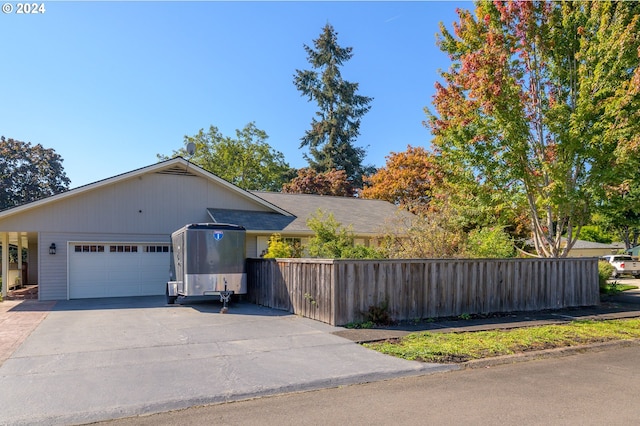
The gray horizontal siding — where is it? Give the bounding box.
[0,173,272,234]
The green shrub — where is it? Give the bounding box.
[464,227,515,258]
[341,244,386,259]
[306,209,386,259]
[598,260,615,289]
[263,233,293,258]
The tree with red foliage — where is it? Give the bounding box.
[282,168,354,197]
[425,1,640,257]
[361,145,443,215]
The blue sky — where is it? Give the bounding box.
[1,1,469,188]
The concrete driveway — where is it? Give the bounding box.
[0,297,454,425]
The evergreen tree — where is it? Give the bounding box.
[294,24,373,190]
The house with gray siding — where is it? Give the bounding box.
[0,157,410,301]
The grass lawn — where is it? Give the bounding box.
[601,283,638,294]
[364,319,640,363]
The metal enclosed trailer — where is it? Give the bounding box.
[166,223,246,304]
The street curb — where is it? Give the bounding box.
[4,364,460,426]
[461,339,640,369]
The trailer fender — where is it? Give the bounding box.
[167,281,178,296]
[166,281,178,305]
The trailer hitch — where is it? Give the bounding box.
[220,280,232,313]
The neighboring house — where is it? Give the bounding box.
[625,245,640,258]
[0,157,411,301]
[522,237,623,258]
[565,239,623,258]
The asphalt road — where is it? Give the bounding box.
[97,343,640,426]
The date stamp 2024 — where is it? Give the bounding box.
[2,3,46,14]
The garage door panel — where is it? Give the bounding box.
[71,285,108,299]
[69,243,170,299]
[108,283,142,297]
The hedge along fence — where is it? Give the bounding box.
[246,257,600,326]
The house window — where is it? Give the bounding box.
[74,245,105,253]
[109,245,138,253]
[144,245,170,253]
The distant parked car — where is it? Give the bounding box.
[600,255,640,278]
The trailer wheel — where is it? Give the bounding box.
[166,285,177,305]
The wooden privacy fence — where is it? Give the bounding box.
[246,258,600,326]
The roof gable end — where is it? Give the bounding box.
[0,157,291,219]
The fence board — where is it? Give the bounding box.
[246,258,600,326]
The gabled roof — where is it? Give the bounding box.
[207,208,296,232]
[569,239,622,250]
[0,157,291,220]
[248,191,413,236]
[0,158,411,237]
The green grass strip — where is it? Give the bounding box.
[364,319,640,363]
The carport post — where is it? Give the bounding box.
[1,232,7,298]
[17,236,22,287]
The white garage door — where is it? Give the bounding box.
[69,243,171,299]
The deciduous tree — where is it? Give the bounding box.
[361,145,443,215]
[595,179,640,248]
[426,1,640,257]
[159,122,294,191]
[282,168,354,196]
[0,136,70,210]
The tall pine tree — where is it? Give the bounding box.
[294,24,373,190]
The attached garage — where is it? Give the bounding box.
[0,157,405,301]
[68,242,171,299]
[0,158,295,301]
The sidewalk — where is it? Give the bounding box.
[334,288,640,343]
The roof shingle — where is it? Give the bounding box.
[247,191,413,235]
